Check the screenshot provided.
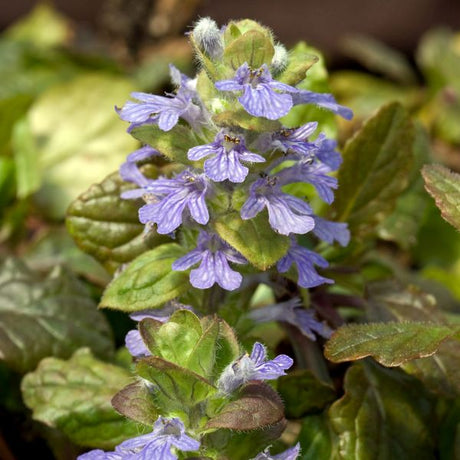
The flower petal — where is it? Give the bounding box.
[190,251,216,289]
[188,144,219,161]
[125,330,151,358]
[172,248,204,271]
[214,251,242,290]
[187,191,210,225]
[239,85,293,120]
[240,195,266,220]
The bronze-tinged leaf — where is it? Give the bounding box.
[206,382,285,431]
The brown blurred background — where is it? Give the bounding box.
[3,0,460,62]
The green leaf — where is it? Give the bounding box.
[329,362,436,459]
[27,73,138,219]
[136,357,216,414]
[377,123,432,249]
[100,243,189,312]
[130,124,196,164]
[0,259,113,374]
[23,228,110,286]
[402,340,460,397]
[214,212,289,270]
[364,280,460,396]
[154,310,202,368]
[12,117,41,198]
[67,172,168,274]
[0,93,33,156]
[325,322,459,366]
[206,382,285,431]
[277,370,336,418]
[422,164,460,232]
[186,317,220,378]
[298,414,340,460]
[223,30,274,70]
[206,317,240,377]
[21,348,145,449]
[332,103,415,241]
[279,42,319,86]
[111,381,159,425]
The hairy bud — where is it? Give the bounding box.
[192,17,224,60]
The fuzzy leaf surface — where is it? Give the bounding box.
[325,322,458,366]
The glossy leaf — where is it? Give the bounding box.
[277,370,336,418]
[329,362,436,460]
[67,172,168,274]
[298,414,340,460]
[214,212,290,270]
[332,103,414,241]
[325,322,458,366]
[0,259,113,374]
[422,164,460,232]
[100,243,189,312]
[21,348,144,449]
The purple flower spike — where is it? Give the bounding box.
[277,240,334,288]
[312,216,350,247]
[118,65,203,132]
[188,131,265,183]
[172,232,246,291]
[79,416,200,460]
[215,63,297,120]
[217,342,293,394]
[249,298,332,341]
[252,443,301,460]
[119,145,159,186]
[291,89,353,120]
[241,177,315,235]
[124,170,210,234]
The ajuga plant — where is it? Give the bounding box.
[65,17,353,459]
[67,17,354,460]
[17,14,460,460]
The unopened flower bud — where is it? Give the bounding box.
[271,43,288,75]
[192,17,223,60]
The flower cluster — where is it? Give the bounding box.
[119,23,351,291]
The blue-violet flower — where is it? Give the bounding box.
[172,231,246,290]
[217,342,293,394]
[241,177,315,235]
[188,130,265,183]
